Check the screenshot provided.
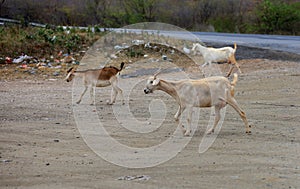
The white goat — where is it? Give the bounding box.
[192,43,242,77]
[65,62,125,105]
[144,72,251,136]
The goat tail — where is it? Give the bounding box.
[233,43,237,53]
[230,73,238,96]
[120,62,125,71]
[117,62,125,75]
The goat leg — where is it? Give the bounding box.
[77,86,88,104]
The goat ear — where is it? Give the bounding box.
[67,67,73,73]
[152,78,160,86]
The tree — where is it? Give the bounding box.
[123,0,158,24]
[192,0,216,25]
[86,0,108,25]
[0,0,5,15]
[256,0,300,34]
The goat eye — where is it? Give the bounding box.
[150,81,153,84]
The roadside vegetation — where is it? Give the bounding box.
[0,0,299,79]
[0,25,103,58]
[0,26,104,80]
[1,0,299,35]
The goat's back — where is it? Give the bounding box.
[205,47,234,61]
[191,76,231,92]
[173,76,232,107]
[98,67,120,80]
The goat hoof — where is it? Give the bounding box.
[181,125,186,134]
[106,100,114,105]
[184,130,191,136]
[207,129,214,134]
[246,131,252,134]
[76,101,80,104]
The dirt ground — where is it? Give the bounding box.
[1,44,300,189]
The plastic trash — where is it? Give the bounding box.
[61,55,75,63]
[132,39,144,45]
[29,69,36,74]
[20,64,28,69]
[117,175,151,181]
[57,51,63,57]
[114,45,123,50]
[162,55,167,60]
[13,54,32,63]
[183,47,191,54]
[5,57,12,64]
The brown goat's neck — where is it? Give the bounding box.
[157,80,180,103]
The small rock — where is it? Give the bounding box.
[2,159,12,163]
[230,175,239,179]
[29,70,36,74]
[53,71,60,76]
[42,117,49,121]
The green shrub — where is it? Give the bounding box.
[255,0,300,34]
[209,17,237,33]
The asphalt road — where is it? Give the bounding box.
[160,30,300,55]
[193,32,300,55]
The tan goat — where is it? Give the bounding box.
[144,72,251,136]
[65,62,125,105]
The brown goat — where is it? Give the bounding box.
[65,62,125,105]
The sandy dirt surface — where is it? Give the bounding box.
[1,45,300,189]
